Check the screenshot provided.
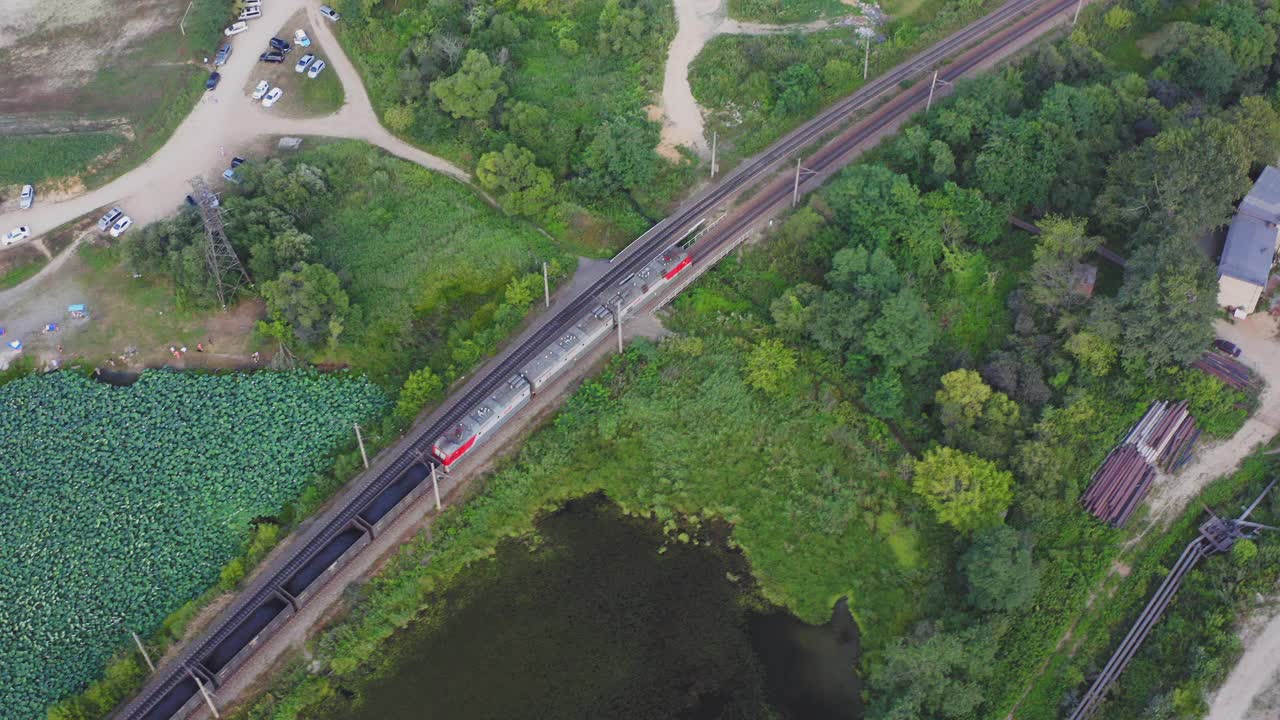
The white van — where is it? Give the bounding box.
[239,6,262,20]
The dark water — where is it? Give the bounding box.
[323,497,861,720]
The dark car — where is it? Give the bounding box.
[230,156,246,168]
[269,37,293,53]
[205,72,221,90]
[1213,339,1243,358]
[259,51,285,63]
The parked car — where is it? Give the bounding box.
[1213,339,1243,358]
[294,53,315,73]
[262,87,284,107]
[252,80,270,99]
[109,216,133,238]
[231,156,246,168]
[3,226,31,245]
[19,184,34,209]
[294,29,311,47]
[269,37,293,53]
[259,51,285,63]
[185,195,197,207]
[306,59,326,78]
[319,5,341,21]
[243,0,262,6]
[214,43,232,66]
[223,168,240,184]
[96,207,124,231]
[205,72,221,90]
[239,6,262,20]
[224,21,248,36]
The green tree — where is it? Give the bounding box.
[396,367,445,421]
[430,50,506,120]
[866,288,938,373]
[260,263,351,348]
[476,144,555,217]
[912,446,1013,533]
[1115,239,1218,370]
[1025,215,1101,311]
[1065,330,1117,377]
[248,227,315,280]
[219,557,246,590]
[974,117,1062,210]
[959,524,1038,612]
[578,117,661,197]
[597,0,651,57]
[865,370,906,420]
[934,369,1022,459]
[1232,538,1258,563]
[383,103,415,133]
[868,624,996,720]
[743,338,798,395]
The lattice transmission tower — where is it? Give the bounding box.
[189,176,251,308]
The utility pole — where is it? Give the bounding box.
[189,177,250,309]
[710,131,718,178]
[430,464,442,511]
[1072,0,1083,25]
[925,71,950,111]
[863,35,870,80]
[188,669,220,719]
[793,158,802,207]
[130,630,156,673]
[354,424,369,469]
[542,261,550,308]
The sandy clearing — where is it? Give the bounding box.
[656,0,856,157]
[0,0,469,266]
[1144,315,1280,523]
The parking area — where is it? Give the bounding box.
[239,11,345,117]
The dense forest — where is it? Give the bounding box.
[230,1,1280,719]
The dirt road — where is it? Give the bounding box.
[0,0,468,252]
[656,0,856,156]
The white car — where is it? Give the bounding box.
[109,216,133,238]
[239,6,261,20]
[19,184,34,209]
[307,59,326,79]
[252,80,270,100]
[319,5,341,21]
[3,226,31,245]
[224,21,248,36]
[294,29,311,47]
[294,53,315,73]
[262,88,284,107]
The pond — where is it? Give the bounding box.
[320,497,862,720]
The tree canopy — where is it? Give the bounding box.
[912,446,1014,533]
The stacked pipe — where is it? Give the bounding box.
[1080,401,1201,527]
[1191,352,1260,393]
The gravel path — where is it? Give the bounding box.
[0,0,468,257]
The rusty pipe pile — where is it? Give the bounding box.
[1191,352,1260,393]
[1081,402,1200,527]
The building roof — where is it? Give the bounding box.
[1220,167,1280,288]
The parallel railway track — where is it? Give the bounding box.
[115,1,1071,716]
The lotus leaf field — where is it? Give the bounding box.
[0,370,386,717]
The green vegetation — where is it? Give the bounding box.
[298,66,346,115]
[230,2,1280,718]
[1,370,385,719]
[331,0,687,245]
[689,0,1000,164]
[0,133,124,186]
[122,141,570,391]
[727,0,850,23]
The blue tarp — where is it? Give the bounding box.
[43,323,57,332]
[7,340,21,350]
[68,304,86,313]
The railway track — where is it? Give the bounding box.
[114,1,1069,716]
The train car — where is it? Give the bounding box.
[602,246,692,317]
[432,374,532,468]
[522,306,613,392]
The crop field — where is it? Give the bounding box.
[0,370,386,717]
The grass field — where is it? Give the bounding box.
[296,142,570,386]
[0,132,125,186]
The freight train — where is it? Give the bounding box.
[432,244,691,468]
